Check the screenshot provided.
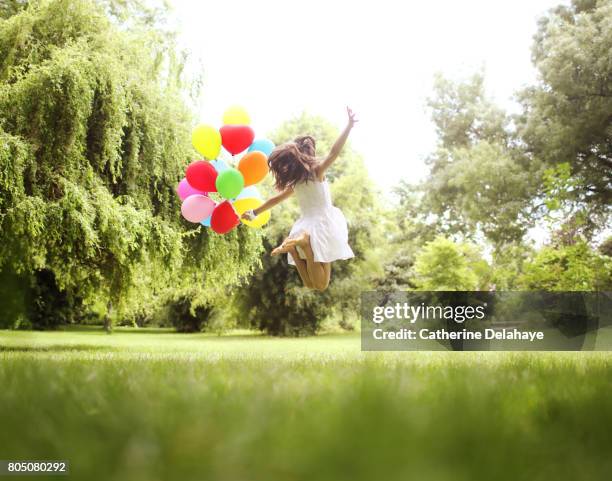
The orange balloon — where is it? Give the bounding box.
[238,151,269,186]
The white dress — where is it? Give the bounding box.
[287,179,354,265]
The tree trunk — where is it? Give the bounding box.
[104,300,113,333]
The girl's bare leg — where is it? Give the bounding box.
[270,237,313,288]
[287,247,313,288]
[285,233,330,291]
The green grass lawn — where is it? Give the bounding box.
[1,327,612,481]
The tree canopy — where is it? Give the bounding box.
[517,0,612,230]
[411,0,610,249]
[380,0,611,291]
[417,73,541,246]
[1,0,610,331]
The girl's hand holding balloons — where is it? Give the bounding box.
[241,209,257,221]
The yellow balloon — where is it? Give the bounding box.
[192,124,221,159]
[222,106,251,125]
[233,198,271,228]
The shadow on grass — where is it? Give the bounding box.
[84,326,271,341]
[56,325,174,334]
[0,344,115,353]
[5,325,359,342]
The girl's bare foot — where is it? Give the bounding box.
[271,238,292,256]
[284,232,310,249]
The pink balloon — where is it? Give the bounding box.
[181,195,216,223]
[176,178,206,200]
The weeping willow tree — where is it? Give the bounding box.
[0,0,262,328]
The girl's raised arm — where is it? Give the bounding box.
[316,107,358,179]
[242,187,294,220]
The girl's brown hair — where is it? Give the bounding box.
[268,136,319,191]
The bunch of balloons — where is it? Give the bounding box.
[176,106,276,234]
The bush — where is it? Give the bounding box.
[518,241,612,291]
[413,237,490,290]
[233,234,327,336]
[0,268,28,329]
[166,297,214,333]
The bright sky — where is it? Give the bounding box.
[169,0,565,190]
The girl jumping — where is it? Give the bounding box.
[242,107,358,291]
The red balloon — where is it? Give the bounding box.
[220,125,255,155]
[210,201,240,234]
[186,161,217,192]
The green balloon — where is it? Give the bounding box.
[215,168,244,200]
